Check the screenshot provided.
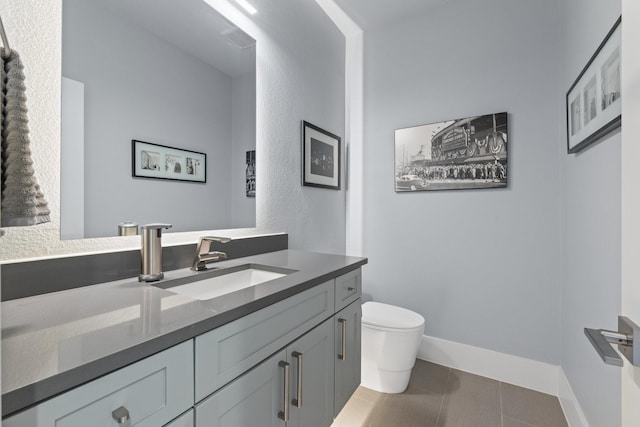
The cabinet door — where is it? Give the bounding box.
[334,299,361,416]
[195,350,287,427]
[288,319,335,427]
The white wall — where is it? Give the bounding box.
[559,0,621,426]
[63,0,235,237]
[362,0,563,364]
[0,0,345,260]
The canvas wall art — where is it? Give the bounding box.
[395,112,508,192]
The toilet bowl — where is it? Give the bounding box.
[361,301,425,393]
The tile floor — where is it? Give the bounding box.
[332,359,568,427]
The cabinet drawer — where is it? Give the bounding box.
[4,341,194,427]
[195,281,334,402]
[335,268,361,312]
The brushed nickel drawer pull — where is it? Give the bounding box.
[292,351,303,407]
[278,361,290,421]
[338,318,347,360]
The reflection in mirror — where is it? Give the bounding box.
[61,0,256,239]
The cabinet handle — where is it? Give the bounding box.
[347,286,356,292]
[338,318,347,361]
[112,406,131,426]
[292,351,303,407]
[278,361,290,421]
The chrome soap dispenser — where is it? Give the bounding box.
[139,223,172,282]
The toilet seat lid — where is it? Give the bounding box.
[362,302,425,330]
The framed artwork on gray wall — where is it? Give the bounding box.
[566,16,621,154]
[302,121,341,190]
[132,140,206,183]
[395,112,508,192]
[246,150,255,197]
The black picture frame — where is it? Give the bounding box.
[246,150,255,197]
[566,16,621,154]
[132,140,206,183]
[302,121,341,190]
[394,112,508,192]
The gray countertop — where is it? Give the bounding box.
[1,249,367,417]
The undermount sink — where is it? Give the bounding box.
[158,264,295,301]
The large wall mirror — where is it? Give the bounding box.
[61,0,256,239]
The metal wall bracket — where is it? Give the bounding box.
[584,316,640,367]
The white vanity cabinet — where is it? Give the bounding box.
[4,341,194,427]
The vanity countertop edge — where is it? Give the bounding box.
[1,249,367,418]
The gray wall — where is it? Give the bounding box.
[62,0,237,237]
[560,0,621,425]
[362,0,563,364]
[252,0,346,254]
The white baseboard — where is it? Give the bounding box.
[417,334,589,427]
[417,334,560,394]
[558,368,591,427]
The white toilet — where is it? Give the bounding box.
[360,301,425,393]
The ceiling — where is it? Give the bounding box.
[93,0,450,75]
[332,0,450,30]
[96,0,255,77]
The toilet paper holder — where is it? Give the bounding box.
[584,316,640,367]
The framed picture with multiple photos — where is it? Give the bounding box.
[132,140,206,183]
[302,121,341,190]
[395,112,508,192]
[566,16,621,154]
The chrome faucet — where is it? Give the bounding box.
[192,236,232,271]
[139,223,172,282]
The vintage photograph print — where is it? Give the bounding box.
[302,121,341,190]
[566,16,621,153]
[395,112,508,192]
[132,140,206,183]
[246,150,256,197]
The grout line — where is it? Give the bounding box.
[434,366,452,427]
[499,381,504,427]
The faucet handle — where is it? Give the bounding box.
[197,236,231,255]
[192,236,231,271]
[200,236,232,244]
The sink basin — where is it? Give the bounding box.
[159,264,295,301]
